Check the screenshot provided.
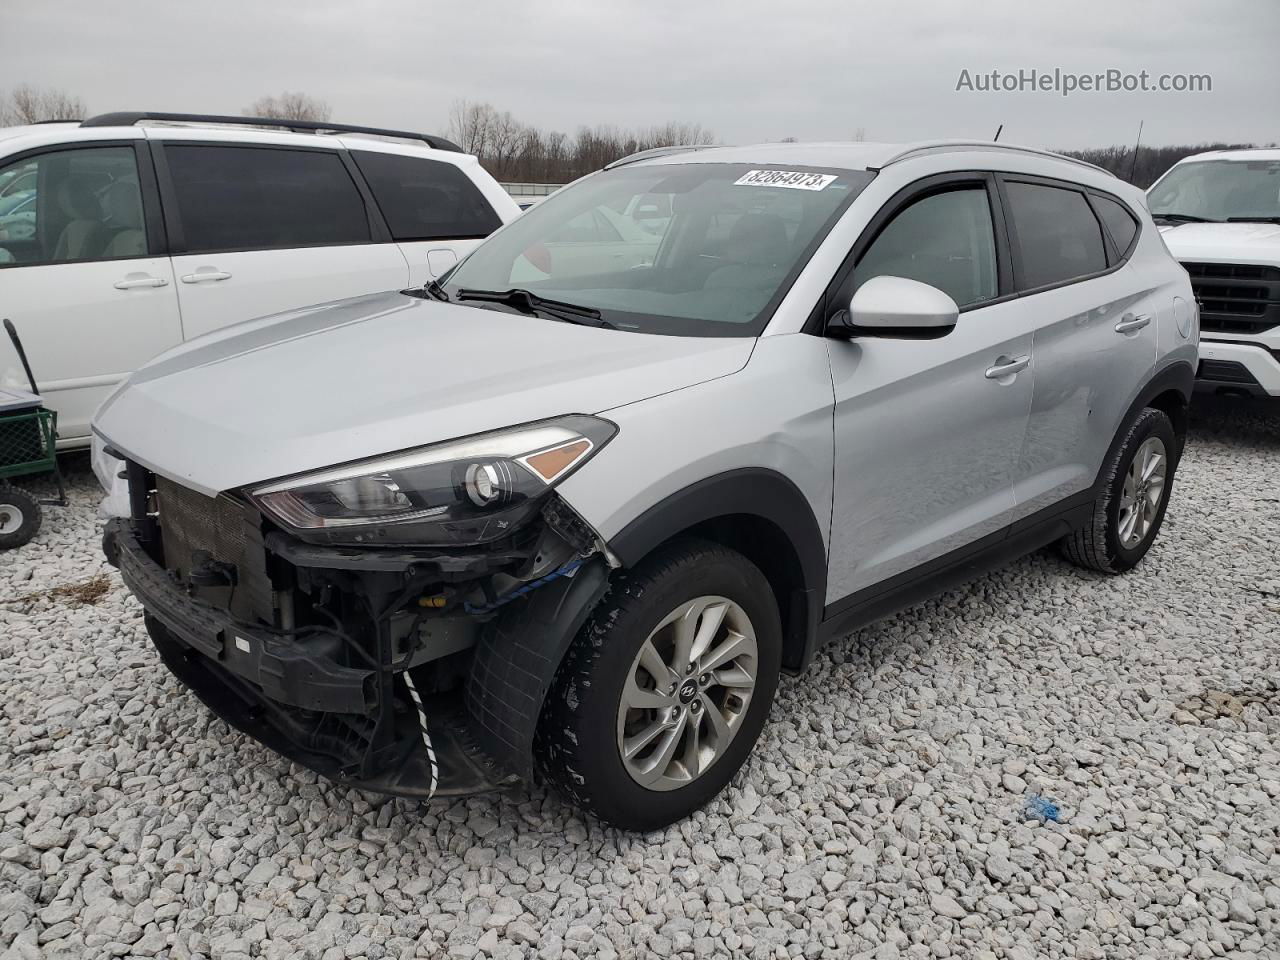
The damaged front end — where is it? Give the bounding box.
[102,421,617,799]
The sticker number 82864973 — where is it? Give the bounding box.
[733,169,838,190]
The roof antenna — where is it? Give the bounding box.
[993,124,1003,142]
[1127,120,1144,183]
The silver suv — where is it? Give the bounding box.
[96,140,1198,829]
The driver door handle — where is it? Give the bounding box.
[985,355,1031,379]
[1115,313,1151,333]
[181,269,232,283]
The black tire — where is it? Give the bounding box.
[1060,407,1178,574]
[0,484,41,550]
[536,539,782,831]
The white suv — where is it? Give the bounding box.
[0,112,520,446]
[1148,148,1280,399]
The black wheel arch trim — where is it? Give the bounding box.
[1101,359,1195,473]
[607,468,828,675]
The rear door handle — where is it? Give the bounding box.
[985,355,1031,380]
[1115,313,1151,333]
[181,269,232,283]
[113,274,168,290]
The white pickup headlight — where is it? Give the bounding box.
[248,415,615,547]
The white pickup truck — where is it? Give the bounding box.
[1148,148,1280,399]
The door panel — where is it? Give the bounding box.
[170,245,409,341]
[1012,266,1157,515]
[158,143,412,339]
[0,141,180,445]
[826,303,1033,601]
[999,178,1157,516]
[0,258,181,443]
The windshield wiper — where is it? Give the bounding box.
[1152,212,1219,224]
[403,279,451,302]
[1226,216,1280,224]
[455,288,616,329]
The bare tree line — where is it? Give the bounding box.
[447,99,714,183]
[0,85,87,125]
[243,92,332,123]
[1059,142,1269,188]
[1,85,1269,189]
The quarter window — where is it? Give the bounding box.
[853,187,998,308]
[165,146,370,253]
[351,151,502,241]
[1005,181,1107,289]
[0,146,146,267]
[1092,195,1140,258]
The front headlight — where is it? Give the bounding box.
[248,415,616,547]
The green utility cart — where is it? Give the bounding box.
[1,319,66,549]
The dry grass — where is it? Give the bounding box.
[3,572,112,610]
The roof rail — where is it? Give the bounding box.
[79,112,462,152]
[604,144,720,170]
[878,140,1113,177]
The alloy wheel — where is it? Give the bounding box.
[1118,436,1168,549]
[616,595,758,791]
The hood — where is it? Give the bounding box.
[95,291,753,496]
[1159,221,1280,264]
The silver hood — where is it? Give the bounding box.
[94,291,754,496]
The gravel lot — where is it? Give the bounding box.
[2,399,1278,960]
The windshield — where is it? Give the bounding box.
[1149,159,1280,222]
[444,162,873,336]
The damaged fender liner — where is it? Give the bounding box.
[466,555,612,780]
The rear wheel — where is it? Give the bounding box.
[0,483,41,550]
[1061,407,1177,573]
[537,540,781,830]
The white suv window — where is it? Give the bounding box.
[164,145,370,253]
[853,187,998,308]
[350,151,502,241]
[0,146,146,267]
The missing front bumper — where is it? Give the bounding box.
[107,519,518,797]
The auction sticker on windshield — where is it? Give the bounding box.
[734,170,838,190]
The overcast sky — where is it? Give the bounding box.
[5,0,1277,150]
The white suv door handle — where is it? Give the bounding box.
[181,269,232,284]
[985,355,1031,380]
[1115,313,1151,333]
[113,274,169,290]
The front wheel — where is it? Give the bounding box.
[537,540,781,830]
[0,483,41,550]
[1061,407,1178,574]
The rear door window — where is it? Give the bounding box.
[164,145,370,253]
[351,151,502,241]
[1004,181,1108,290]
[1091,194,1140,258]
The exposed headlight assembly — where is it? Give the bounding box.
[248,415,616,547]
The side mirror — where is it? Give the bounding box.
[829,275,959,340]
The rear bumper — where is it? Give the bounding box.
[1196,341,1280,397]
[105,518,515,798]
